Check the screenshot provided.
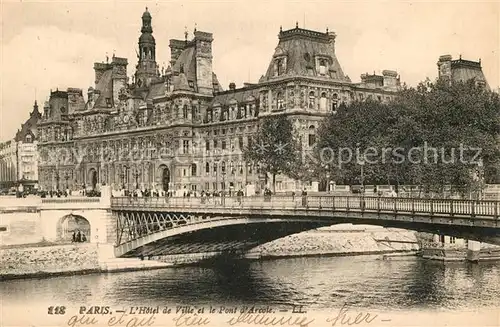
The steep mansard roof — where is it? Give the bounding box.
[260,26,350,83]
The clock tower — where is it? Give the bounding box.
[135,7,157,88]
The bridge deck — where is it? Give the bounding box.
[110,195,500,257]
[111,195,500,218]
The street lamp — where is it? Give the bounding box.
[55,170,60,190]
[359,159,365,194]
[132,168,141,190]
[64,172,69,189]
[325,164,331,193]
[121,164,130,191]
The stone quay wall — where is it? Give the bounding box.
[0,244,100,279]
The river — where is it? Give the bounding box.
[1,255,499,312]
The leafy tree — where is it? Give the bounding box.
[243,115,300,193]
[315,79,500,196]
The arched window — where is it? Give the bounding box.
[238,162,243,174]
[277,92,285,110]
[332,93,338,111]
[230,161,235,174]
[205,162,210,175]
[191,163,197,176]
[320,92,327,111]
[308,91,316,109]
[308,125,316,147]
[213,162,218,175]
[183,105,188,119]
[25,134,32,143]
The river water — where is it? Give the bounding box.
[1,256,499,312]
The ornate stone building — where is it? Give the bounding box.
[15,101,42,190]
[37,8,401,194]
[0,139,17,189]
[0,101,41,191]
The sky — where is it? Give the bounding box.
[1,0,499,142]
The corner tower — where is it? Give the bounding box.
[135,7,157,88]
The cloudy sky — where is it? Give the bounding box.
[1,0,499,141]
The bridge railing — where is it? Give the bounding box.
[110,195,500,218]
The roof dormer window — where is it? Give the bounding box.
[319,59,327,76]
[274,57,287,76]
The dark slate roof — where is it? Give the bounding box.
[15,102,41,142]
[261,27,349,82]
[213,73,223,92]
[147,81,165,99]
[172,45,197,84]
[451,59,489,89]
[212,87,259,107]
[173,72,192,91]
[93,69,113,108]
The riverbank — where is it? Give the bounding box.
[246,226,419,259]
[0,226,421,281]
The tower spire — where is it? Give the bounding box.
[137,7,156,87]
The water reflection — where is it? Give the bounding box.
[1,257,499,310]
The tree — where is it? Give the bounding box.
[243,115,300,193]
[315,79,500,196]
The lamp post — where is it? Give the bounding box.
[119,168,125,190]
[132,168,141,190]
[326,165,331,194]
[359,159,365,194]
[55,170,60,191]
[478,159,484,200]
[64,172,69,189]
[122,164,130,191]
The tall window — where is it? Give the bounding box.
[276,92,285,110]
[319,59,327,75]
[308,91,316,109]
[213,163,218,175]
[221,161,226,174]
[183,105,188,119]
[308,125,316,147]
[183,140,189,154]
[276,58,285,76]
[205,140,210,151]
[230,161,235,174]
[238,136,244,149]
[205,162,210,175]
[191,163,197,176]
[320,92,327,111]
[332,93,338,112]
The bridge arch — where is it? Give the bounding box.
[56,214,91,242]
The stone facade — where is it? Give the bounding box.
[0,101,41,191]
[37,9,401,195]
[0,139,17,188]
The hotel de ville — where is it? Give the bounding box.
[37,8,401,195]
